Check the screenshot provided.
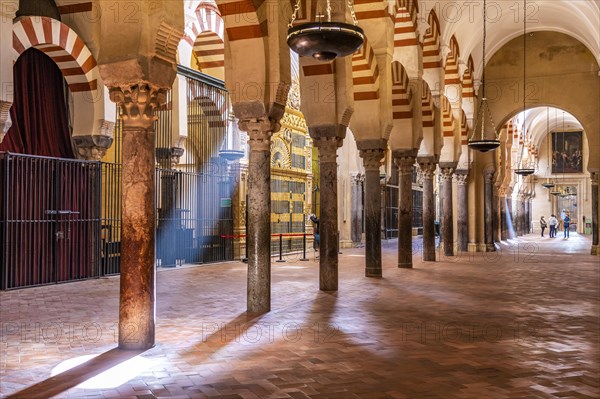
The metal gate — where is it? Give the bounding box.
[156,167,234,267]
[0,153,101,289]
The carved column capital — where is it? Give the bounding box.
[484,169,496,183]
[455,170,468,185]
[109,83,167,129]
[591,171,599,186]
[73,130,114,161]
[0,100,12,144]
[440,166,455,182]
[359,148,385,171]
[418,159,437,180]
[351,173,364,185]
[313,137,342,163]
[239,117,276,152]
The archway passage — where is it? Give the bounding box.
[0,48,73,158]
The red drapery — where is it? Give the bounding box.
[0,47,74,158]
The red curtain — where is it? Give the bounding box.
[0,47,74,158]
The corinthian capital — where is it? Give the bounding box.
[417,156,437,179]
[455,170,468,186]
[109,83,167,129]
[239,117,275,152]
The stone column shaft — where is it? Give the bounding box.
[440,166,455,257]
[110,84,166,350]
[456,172,468,252]
[241,119,273,313]
[419,159,437,261]
[484,170,495,251]
[359,147,386,278]
[316,137,342,291]
[500,195,508,241]
[591,173,598,255]
[395,153,416,267]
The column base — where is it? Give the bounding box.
[398,263,413,269]
[468,243,478,252]
[592,245,600,256]
[365,269,382,278]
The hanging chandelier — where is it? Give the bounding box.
[514,0,535,176]
[287,0,364,62]
[541,107,555,188]
[467,0,500,152]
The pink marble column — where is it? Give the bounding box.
[394,151,416,268]
[109,84,166,350]
[311,126,344,291]
[238,117,276,313]
[418,158,437,261]
[439,164,455,257]
[358,140,386,278]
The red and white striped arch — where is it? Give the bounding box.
[394,0,419,48]
[12,16,98,93]
[188,79,228,130]
[441,95,455,137]
[391,61,412,120]
[462,55,475,99]
[354,0,392,21]
[421,81,434,128]
[444,36,461,86]
[183,3,225,77]
[217,0,266,42]
[460,109,469,145]
[352,37,379,101]
[422,10,442,70]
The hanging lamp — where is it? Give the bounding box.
[467,0,500,152]
[541,107,555,188]
[287,0,364,62]
[514,0,535,176]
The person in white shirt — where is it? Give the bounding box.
[548,214,558,238]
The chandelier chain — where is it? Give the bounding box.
[348,0,359,25]
[327,0,332,22]
[289,0,302,28]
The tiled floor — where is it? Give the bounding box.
[1,233,599,398]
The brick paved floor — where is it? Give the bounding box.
[1,233,598,398]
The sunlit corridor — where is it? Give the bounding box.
[1,234,598,398]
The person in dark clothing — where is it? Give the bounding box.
[309,214,319,250]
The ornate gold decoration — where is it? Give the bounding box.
[270,137,291,168]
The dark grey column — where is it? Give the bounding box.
[239,117,276,313]
[455,171,468,252]
[311,126,345,291]
[439,164,456,256]
[359,142,386,278]
[418,158,437,261]
[350,174,364,244]
[110,84,165,350]
[394,150,416,267]
[484,169,496,252]
[591,172,599,255]
[492,187,500,243]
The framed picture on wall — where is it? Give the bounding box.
[552,131,583,173]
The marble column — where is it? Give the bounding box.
[395,151,416,267]
[439,164,455,257]
[418,158,437,261]
[109,84,166,350]
[492,187,500,243]
[455,171,468,252]
[312,128,344,291]
[239,117,275,313]
[499,191,508,241]
[350,174,364,244]
[484,170,496,252]
[591,172,599,255]
[359,145,386,277]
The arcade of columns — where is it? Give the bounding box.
[0,1,598,350]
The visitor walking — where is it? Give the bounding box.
[548,214,558,238]
[563,212,571,239]
[309,214,320,251]
[540,216,547,237]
